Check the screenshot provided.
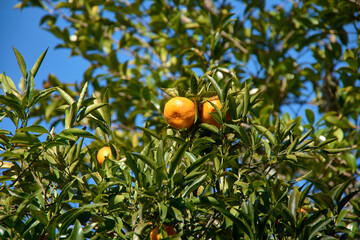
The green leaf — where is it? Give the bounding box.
[77,81,88,110]
[58,203,106,236]
[289,188,300,218]
[0,73,17,94]
[182,173,207,197]
[12,46,27,79]
[253,124,275,145]
[10,132,40,145]
[213,206,254,239]
[286,137,299,155]
[0,94,25,119]
[160,87,179,97]
[199,123,221,135]
[338,190,360,213]
[243,82,249,118]
[55,179,76,213]
[205,74,223,101]
[131,153,157,170]
[226,124,251,147]
[222,78,233,102]
[29,205,48,225]
[57,87,75,105]
[261,139,271,158]
[305,109,315,124]
[308,218,334,240]
[29,87,57,108]
[329,177,355,204]
[124,151,139,183]
[101,89,111,127]
[168,141,190,178]
[20,125,50,135]
[14,190,41,224]
[281,204,296,227]
[64,102,77,129]
[78,103,108,121]
[190,75,198,94]
[137,126,162,140]
[298,129,312,145]
[26,73,35,106]
[57,128,100,140]
[68,219,85,240]
[30,47,48,78]
[299,184,312,207]
[310,193,334,209]
[321,147,351,154]
[186,151,217,174]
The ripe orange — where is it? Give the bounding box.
[200,97,230,129]
[96,146,112,166]
[164,225,176,236]
[150,227,161,240]
[164,97,196,129]
[150,226,176,240]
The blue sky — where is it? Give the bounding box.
[0,1,88,93]
[0,0,329,130]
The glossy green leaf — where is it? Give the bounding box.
[308,218,334,240]
[242,82,249,118]
[10,132,40,145]
[168,141,190,178]
[186,151,216,174]
[182,173,207,197]
[205,74,223,101]
[30,47,48,78]
[253,124,275,145]
[137,126,162,140]
[58,128,99,140]
[20,125,49,135]
[68,219,85,240]
[0,73,17,94]
[12,46,27,79]
[26,73,35,106]
[289,188,300,218]
[199,123,221,135]
[77,81,88,110]
[57,87,75,105]
[131,152,156,170]
[305,109,315,124]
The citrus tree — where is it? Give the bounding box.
[1,0,359,239]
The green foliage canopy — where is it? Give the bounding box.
[0,0,359,239]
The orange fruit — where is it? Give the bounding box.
[150,227,160,240]
[201,97,230,129]
[150,226,176,240]
[164,97,196,129]
[164,225,176,236]
[96,146,112,166]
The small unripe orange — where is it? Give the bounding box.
[97,146,112,166]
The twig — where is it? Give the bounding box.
[221,31,248,54]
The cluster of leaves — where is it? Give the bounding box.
[0,0,359,239]
[1,50,359,239]
[13,0,360,187]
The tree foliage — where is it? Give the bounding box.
[0,0,359,239]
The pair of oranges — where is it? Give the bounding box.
[97,96,226,164]
[164,96,229,130]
